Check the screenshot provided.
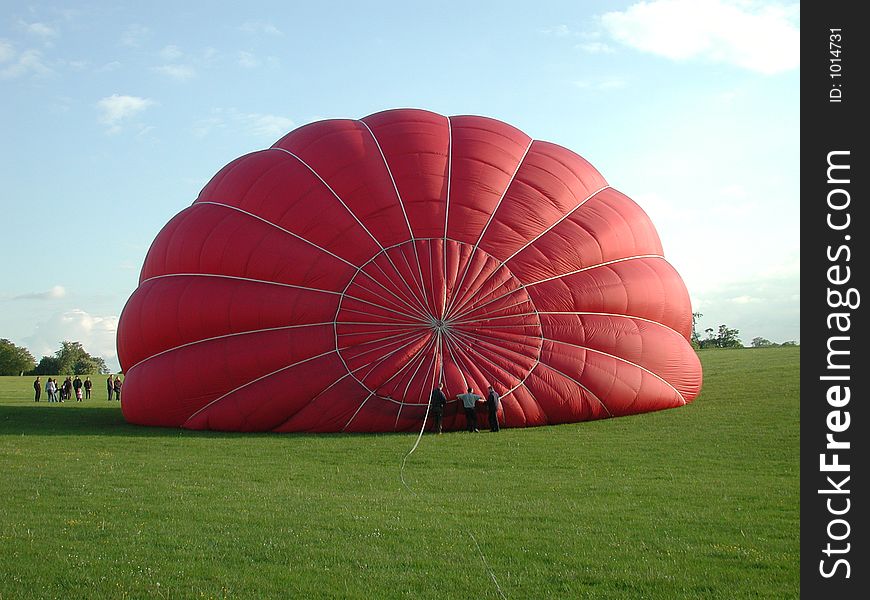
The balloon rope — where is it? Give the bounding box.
[399,331,441,493]
[469,530,508,600]
[397,333,508,598]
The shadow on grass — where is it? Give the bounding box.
[0,404,191,438]
[0,404,409,440]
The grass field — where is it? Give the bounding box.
[0,347,799,599]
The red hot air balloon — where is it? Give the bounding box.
[117,108,702,433]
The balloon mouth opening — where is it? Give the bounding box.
[334,239,543,404]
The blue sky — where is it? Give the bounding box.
[1,0,799,371]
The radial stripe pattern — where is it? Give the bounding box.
[117,108,702,432]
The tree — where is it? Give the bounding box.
[0,338,36,375]
[32,341,110,375]
[691,312,703,349]
[751,337,774,348]
[32,355,61,375]
[699,324,743,349]
[715,324,743,348]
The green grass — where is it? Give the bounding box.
[0,347,799,599]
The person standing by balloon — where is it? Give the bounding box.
[486,385,501,433]
[457,387,483,432]
[429,382,447,434]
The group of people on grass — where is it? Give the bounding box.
[429,383,501,434]
[33,374,122,402]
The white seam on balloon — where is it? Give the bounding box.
[335,305,418,324]
[396,247,431,313]
[139,272,338,294]
[270,371,354,431]
[445,184,612,318]
[194,201,357,268]
[519,359,613,418]
[359,119,431,309]
[541,337,688,405]
[342,334,437,430]
[351,332,428,380]
[442,115,453,314]
[446,335,482,397]
[337,296,421,323]
[441,330,470,392]
[369,246,432,317]
[450,297,535,325]
[350,269,431,321]
[449,329,530,391]
[340,330,425,364]
[268,146,431,317]
[182,348,338,428]
[354,331,430,383]
[450,254,667,323]
[125,322,334,374]
[274,333,439,433]
[447,267,516,322]
[174,199,430,320]
[138,272,422,324]
[450,327,542,363]
[344,244,433,320]
[340,329,433,401]
[208,328,432,432]
[392,339,435,429]
[337,327,424,341]
[443,139,534,318]
[527,254,665,287]
[537,311,690,342]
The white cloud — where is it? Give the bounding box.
[237,51,260,68]
[0,40,15,63]
[98,60,122,72]
[20,20,58,39]
[244,113,295,139]
[0,47,52,79]
[12,285,67,300]
[160,44,184,61]
[540,24,575,37]
[24,309,120,371]
[573,77,627,91]
[153,64,195,81]
[193,108,294,140]
[97,94,155,133]
[120,24,150,47]
[600,0,799,74]
[577,41,614,54]
[192,114,226,138]
[240,20,283,36]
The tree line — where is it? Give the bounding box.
[0,339,110,376]
[690,313,797,349]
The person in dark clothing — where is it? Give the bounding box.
[486,385,501,432]
[113,376,122,401]
[457,387,483,432]
[107,375,114,400]
[84,377,92,399]
[429,382,448,434]
[33,377,41,402]
[73,376,83,402]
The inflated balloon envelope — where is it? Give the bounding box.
[117,108,702,432]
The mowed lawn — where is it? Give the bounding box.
[0,347,799,599]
